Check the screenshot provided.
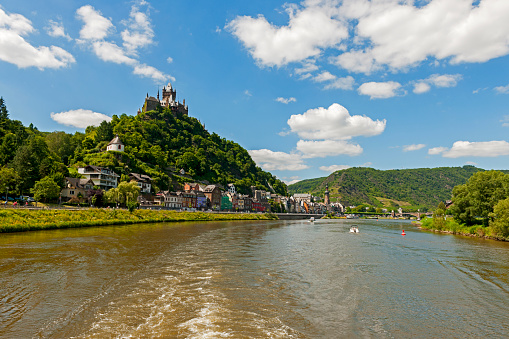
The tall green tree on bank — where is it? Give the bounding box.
[450,170,509,226]
[31,176,60,202]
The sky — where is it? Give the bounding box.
[1,0,509,185]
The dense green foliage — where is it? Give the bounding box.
[0,209,278,233]
[0,97,287,198]
[450,170,509,226]
[288,166,482,209]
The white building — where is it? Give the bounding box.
[78,165,119,190]
[107,135,124,152]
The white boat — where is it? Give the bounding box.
[309,217,315,222]
[349,226,359,233]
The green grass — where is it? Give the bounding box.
[419,217,504,240]
[0,209,278,233]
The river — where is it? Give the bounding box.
[1,219,509,338]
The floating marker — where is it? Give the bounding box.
[402,230,406,236]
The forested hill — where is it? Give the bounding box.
[288,166,485,209]
[0,98,287,196]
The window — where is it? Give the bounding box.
[118,145,121,150]
[70,190,74,195]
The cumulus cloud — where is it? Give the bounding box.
[319,164,351,173]
[403,144,426,152]
[275,97,297,104]
[281,176,301,185]
[50,109,111,129]
[227,3,348,67]
[337,0,509,72]
[76,5,113,41]
[428,146,448,155]
[248,149,309,171]
[76,3,172,83]
[358,81,403,99]
[0,8,75,69]
[414,73,462,94]
[429,141,509,158]
[230,0,509,80]
[287,103,386,140]
[495,84,509,94]
[413,82,431,94]
[500,115,509,127]
[312,72,355,90]
[45,19,72,41]
[121,2,155,55]
[297,140,363,158]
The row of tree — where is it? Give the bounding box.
[436,170,509,238]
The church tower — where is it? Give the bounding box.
[324,183,330,206]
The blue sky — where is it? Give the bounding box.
[1,0,509,185]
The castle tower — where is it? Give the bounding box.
[324,183,330,206]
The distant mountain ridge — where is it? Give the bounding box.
[288,166,490,209]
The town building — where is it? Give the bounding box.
[78,165,119,190]
[129,173,152,194]
[61,177,95,200]
[204,185,221,210]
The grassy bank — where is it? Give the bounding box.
[0,209,278,233]
[418,217,508,241]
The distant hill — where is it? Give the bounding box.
[288,166,485,210]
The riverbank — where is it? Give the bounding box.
[415,217,508,242]
[0,209,278,233]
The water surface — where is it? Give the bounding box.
[1,219,508,338]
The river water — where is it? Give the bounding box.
[1,219,509,338]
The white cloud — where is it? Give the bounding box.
[442,141,509,158]
[0,8,75,70]
[465,161,478,166]
[76,4,172,83]
[294,59,319,75]
[319,164,351,173]
[92,41,137,65]
[134,63,174,82]
[428,146,448,155]
[358,81,403,99]
[312,72,355,90]
[330,50,381,74]
[228,3,348,67]
[413,82,431,94]
[287,103,386,140]
[121,3,154,55]
[297,139,363,158]
[248,149,309,171]
[495,84,509,94]
[244,90,252,97]
[167,56,173,63]
[50,109,111,129]
[76,5,113,41]
[338,0,509,72]
[403,144,426,152]
[501,116,509,127]
[45,20,72,41]
[427,74,461,88]
[324,76,355,90]
[313,71,336,82]
[275,97,297,104]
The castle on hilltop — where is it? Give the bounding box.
[139,82,188,116]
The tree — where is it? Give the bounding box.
[0,167,19,194]
[104,181,140,207]
[450,170,509,226]
[490,198,509,238]
[31,176,60,202]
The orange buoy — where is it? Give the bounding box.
[402,230,406,236]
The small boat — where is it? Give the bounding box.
[309,217,315,222]
[349,226,359,233]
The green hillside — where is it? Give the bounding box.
[288,166,484,210]
[0,97,287,196]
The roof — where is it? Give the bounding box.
[129,173,152,182]
[108,134,124,146]
[204,185,219,192]
[66,177,94,189]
